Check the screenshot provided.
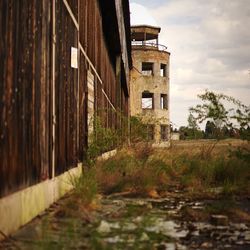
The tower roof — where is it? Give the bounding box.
[131,25,161,41]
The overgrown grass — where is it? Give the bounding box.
[70,168,98,206]
[162,141,250,196]
[72,140,250,206]
[179,156,250,194]
[95,144,171,195]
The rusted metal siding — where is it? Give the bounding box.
[0,0,52,197]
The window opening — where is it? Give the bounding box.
[161,125,168,141]
[142,92,154,109]
[160,94,168,109]
[160,64,167,77]
[142,62,153,76]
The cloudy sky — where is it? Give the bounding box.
[129,0,250,128]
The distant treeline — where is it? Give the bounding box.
[174,122,250,140]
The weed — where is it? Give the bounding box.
[130,116,148,143]
[70,168,98,205]
[178,146,250,195]
[94,146,173,195]
[86,116,118,166]
[198,141,218,160]
[133,142,154,163]
[233,143,250,163]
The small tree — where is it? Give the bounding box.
[190,89,250,160]
[204,121,216,139]
[189,90,250,140]
[187,113,201,139]
[188,113,198,129]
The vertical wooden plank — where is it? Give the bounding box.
[54,0,79,175]
[0,0,53,197]
[51,0,56,178]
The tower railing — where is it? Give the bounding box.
[131,41,168,51]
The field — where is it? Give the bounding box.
[2,139,250,249]
[92,139,250,199]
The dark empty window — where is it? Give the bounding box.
[160,94,168,109]
[160,64,167,77]
[142,92,154,109]
[147,124,154,141]
[142,62,153,76]
[161,125,168,141]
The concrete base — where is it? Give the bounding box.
[97,149,117,161]
[0,164,82,240]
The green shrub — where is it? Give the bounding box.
[86,116,118,166]
[130,116,148,143]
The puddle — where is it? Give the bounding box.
[1,196,250,249]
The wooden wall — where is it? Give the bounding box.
[0,0,52,197]
[54,0,79,175]
[0,0,130,198]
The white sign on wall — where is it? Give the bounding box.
[71,47,78,69]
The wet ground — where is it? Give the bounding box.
[1,190,250,250]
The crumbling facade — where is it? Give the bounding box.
[130,25,170,146]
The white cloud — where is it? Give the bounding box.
[130,3,158,26]
[130,0,250,127]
